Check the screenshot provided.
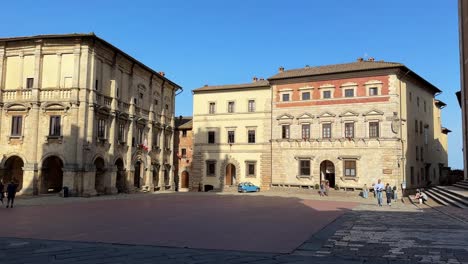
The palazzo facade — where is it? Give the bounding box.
[0,34,181,196]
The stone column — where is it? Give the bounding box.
[126,114,135,189]
[18,53,24,89]
[82,165,97,197]
[106,167,118,194]
[29,103,41,165]
[21,163,37,195]
[62,165,77,196]
[56,53,62,88]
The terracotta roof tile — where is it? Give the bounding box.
[193,80,270,92]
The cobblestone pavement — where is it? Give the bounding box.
[3,193,468,263]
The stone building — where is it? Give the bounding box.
[193,59,448,192]
[0,34,181,196]
[173,116,194,191]
[268,59,448,190]
[192,79,271,191]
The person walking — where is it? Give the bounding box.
[0,180,4,205]
[374,179,384,206]
[6,180,17,208]
[319,182,325,196]
[392,185,398,202]
[324,180,330,196]
[362,184,369,199]
[385,183,393,206]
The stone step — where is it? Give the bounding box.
[433,186,468,201]
[425,189,468,209]
[453,183,468,190]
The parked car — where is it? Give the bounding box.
[238,182,260,193]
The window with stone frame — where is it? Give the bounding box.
[248,100,256,112]
[182,130,187,137]
[369,87,378,96]
[302,91,311,100]
[26,78,34,89]
[227,101,235,113]
[248,130,256,143]
[322,90,331,99]
[153,129,160,148]
[118,122,126,142]
[208,131,215,144]
[419,121,423,135]
[181,148,187,158]
[415,120,418,134]
[299,159,311,176]
[416,146,419,161]
[11,116,22,137]
[344,89,354,97]
[227,130,235,144]
[282,125,290,139]
[301,124,310,139]
[424,100,427,112]
[98,119,106,139]
[369,122,379,138]
[344,160,357,177]
[282,93,290,102]
[164,133,171,149]
[209,102,216,114]
[344,122,354,138]
[322,123,331,138]
[49,116,61,137]
[246,161,256,177]
[421,147,424,162]
[206,160,216,176]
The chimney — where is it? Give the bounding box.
[179,115,183,122]
[368,57,375,62]
[159,71,165,76]
[204,84,208,87]
[252,76,258,82]
[357,57,364,62]
[279,66,284,72]
[305,65,310,68]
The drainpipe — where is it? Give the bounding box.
[399,70,411,197]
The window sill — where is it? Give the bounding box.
[246,175,256,178]
[340,176,359,182]
[8,136,23,144]
[296,175,312,180]
[46,135,63,144]
[118,141,127,145]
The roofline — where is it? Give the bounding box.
[193,84,270,93]
[0,33,182,91]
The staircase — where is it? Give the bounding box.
[425,183,468,209]
[453,179,468,190]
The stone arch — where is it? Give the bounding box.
[40,155,64,194]
[319,160,336,188]
[39,152,67,170]
[2,155,24,192]
[115,158,126,193]
[112,156,126,169]
[132,155,146,189]
[94,156,106,194]
[181,170,189,189]
[219,157,241,187]
[1,152,28,168]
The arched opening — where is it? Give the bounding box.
[181,171,189,188]
[134,161,142,189]
[115,158,125,193]
[94,157,106,194]
[152,165,160,191]
[41,156,63,194]
[320,160,335,188]
[3,156,24,192]
[225,163,236,186]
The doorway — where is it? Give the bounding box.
[225,164,236,186]
[320,160,335,188]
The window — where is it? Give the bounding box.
[282,93,290,102]
[424,101,427,112]
[228,101,235,113]
[248,130,256,143]
[416,146,419,161]
[137,127,144,144]
[95,80,99,90]
[26,78,34,88]
[424,127,428,145]
[419,121,423,134]
[410,166,414,184]
[118,122,125,142]
[153,130,160,147]
[322,123,331,138]
[415,120,418,134]
[344,89,354,97]
[282,125,290,139]
[182,130,187,137]
[206,161,216,176]
[302,92,311,100]
[228,131,235,144]
[154,99,158,105]
[345,123,354,138]
[248,100,255,112]
[11,116,22,136]
[208,131,215,144]
[164,133,170,148]
[49,116,61,137]
[139,93,144,100]
[98,119,106,139]
[299,160,311,176]
[369,87,378,96]
[302,124,310,139]
[322,90,331,99]
[421,147,424,162]
[165,104,169,110]
[246,162,256,177]
[181,148,187,158]
[344,160,356,177]
[209,102,215,114]
[369,122,379,138]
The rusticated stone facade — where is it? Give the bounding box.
[173,116,195,191]
[0,34,181,196]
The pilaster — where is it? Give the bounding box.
[56,53,62,88]
[18,53,24,89]
[21,163,38,195]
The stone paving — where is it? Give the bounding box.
[1,192,468,263]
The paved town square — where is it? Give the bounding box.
[1,192,467,263]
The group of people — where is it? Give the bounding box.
[362,179,398,206]
[0,180,18,208]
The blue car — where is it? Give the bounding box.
[238,182,260,193]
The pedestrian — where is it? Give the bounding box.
[371,183,376,198]
[324,180,330,196]
[385,183,393,206]
[0,180,4,205]
[392,185,398,201]
[319,182,325,196]
[374,179,384,206]
[6,180,17,208]
[362,184,369,199]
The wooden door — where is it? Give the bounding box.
[225,164,233,186]
[181,171,189,188]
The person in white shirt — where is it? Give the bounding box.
[374,179,385,207]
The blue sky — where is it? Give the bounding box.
[1,0,462,168]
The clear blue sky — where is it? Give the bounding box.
[1,0,462,168]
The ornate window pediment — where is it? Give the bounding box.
[297,112,314,120]
[5,103,30,113]
[318,111,336,118]
[42,103,70,113]
[276,113,294,121]
[363,109,384,116]
[339,110,359,117]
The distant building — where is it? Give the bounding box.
[193,59,448,192]
[173,116,194,191]
[0,34,181,196]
